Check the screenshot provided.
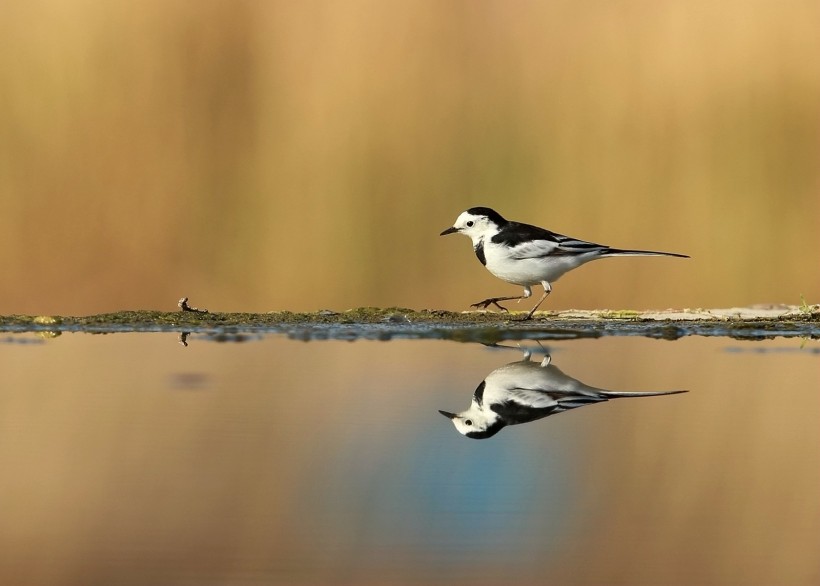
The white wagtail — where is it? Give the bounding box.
[439,349,687,439]
[440,207,688,318]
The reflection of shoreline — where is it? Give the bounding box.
[440,348,687,439]
[724,346,820,354]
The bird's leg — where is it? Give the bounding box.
[470,295,524,312]
[534,340,551,366]
[522,282,553,320]
[471,287,532,313]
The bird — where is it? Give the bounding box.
[439,348,687,439]
[440,207,688,319]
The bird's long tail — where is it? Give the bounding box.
[552,389,687,411]
[603,248,689,258]
[599,389,688,398]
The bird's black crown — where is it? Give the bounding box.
[466,207,508,226]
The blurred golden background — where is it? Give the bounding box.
[1,0,818,315]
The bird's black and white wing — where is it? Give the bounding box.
[489,388,561,425]
[484,361,610,424]
[515,386,604,411]
[492,222,607,260]
[489,386,606,425]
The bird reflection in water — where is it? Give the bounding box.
[439,346,686,439]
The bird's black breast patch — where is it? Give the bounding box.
[466,419,506,439]
[474,241,486,266]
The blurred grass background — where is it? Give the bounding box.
[1,0,818,315]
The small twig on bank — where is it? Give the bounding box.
[178,297,209,314]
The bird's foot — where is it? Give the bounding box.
[470,298,510,312]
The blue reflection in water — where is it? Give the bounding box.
[300,406,575,570]
[412,430,575,564]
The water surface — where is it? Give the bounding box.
[1,334,817,585]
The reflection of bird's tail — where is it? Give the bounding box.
[603,248,689,259]
[599,389,688,398]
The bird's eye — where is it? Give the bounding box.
[465,419,473,426]
[466,221,474,227]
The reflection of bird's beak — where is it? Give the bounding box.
[440,226,458,236]
[438,410,457,419]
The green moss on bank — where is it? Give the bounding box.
[1,305,819,341]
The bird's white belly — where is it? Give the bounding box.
[483,244,590,286]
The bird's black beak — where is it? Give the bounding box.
[440,226,458,236]
[438,410,457,419]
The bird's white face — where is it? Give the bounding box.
[443,211,499,244]
[444,407,489,436]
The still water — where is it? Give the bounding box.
[1,333,818,585]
